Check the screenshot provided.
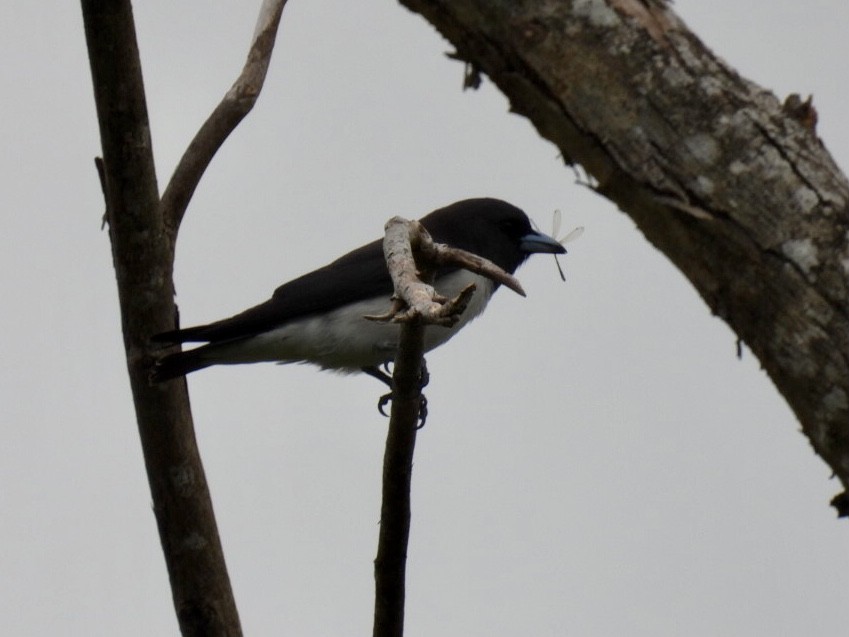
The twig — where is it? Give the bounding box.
[365,217,525,326]
[159,0,289,234]
[371,216,522,636]
[372,217,438,637]
[413,220,526,297]
[372,319,425,637]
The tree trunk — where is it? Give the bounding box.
[81,1,242,633]
[399,0,849,510]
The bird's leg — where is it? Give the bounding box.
[419,358,430,389]
[362,364,393,388]
[361,364,395,418]
[362,359,429,427]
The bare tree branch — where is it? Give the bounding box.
[371,218,430,637]
[160,0,289,234]
[399,0,849,512]
[365,216,526,324]
[372,318,425,637]
[370,216,528,635]
[412,218,527,297]
[81,2,242,634]
[82,0,290,634]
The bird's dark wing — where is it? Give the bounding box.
[154,238,394,344]
[152,202,509,346]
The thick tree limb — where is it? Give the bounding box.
[160,0,289,234]
[82,0,289,634]
[399,0,849,512]
[81,2,242,635]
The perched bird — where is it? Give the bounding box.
[151,198,565,383]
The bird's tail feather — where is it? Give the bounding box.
[151,325,217,344]
[150,347,212,383]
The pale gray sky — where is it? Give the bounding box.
[1,1,847,635]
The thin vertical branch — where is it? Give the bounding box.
[373,322,425,637]
[370,218,523,635]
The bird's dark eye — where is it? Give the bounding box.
[499,218,527,236]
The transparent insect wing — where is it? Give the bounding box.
[560,226,584,245]
[551,209,583,245]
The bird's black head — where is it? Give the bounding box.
[419,198,565,274]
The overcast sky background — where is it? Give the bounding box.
[1,1,847,635]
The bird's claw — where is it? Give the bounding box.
[415,394,428,429]
[378,392,392,417]
[369,360,430,427]
[377,392,428,427]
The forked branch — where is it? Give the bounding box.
[81,0,290,634]
[160,0,289,234]
[371,216,525,637]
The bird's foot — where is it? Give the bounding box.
[363,360,430,428]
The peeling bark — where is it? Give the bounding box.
[398,0,849,509]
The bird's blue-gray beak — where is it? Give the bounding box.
[520,230,566,255]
